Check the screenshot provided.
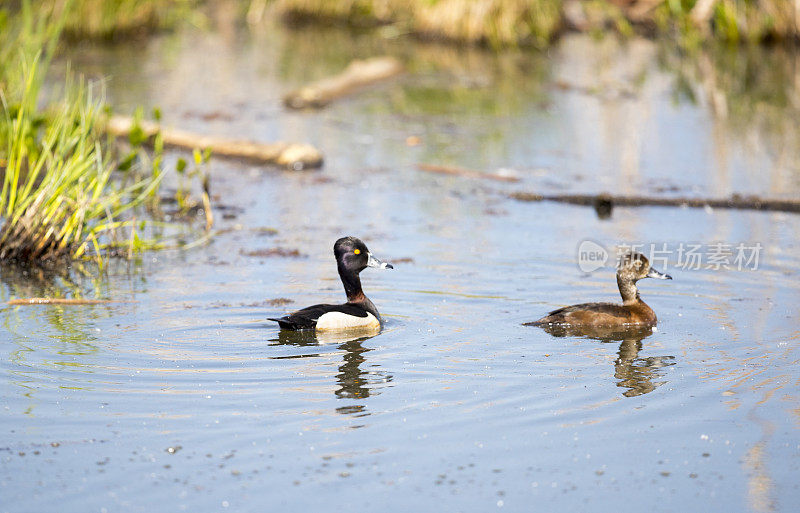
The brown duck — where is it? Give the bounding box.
[527,252,672,329]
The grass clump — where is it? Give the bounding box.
[0,1,193,265]
[1,57,162,262]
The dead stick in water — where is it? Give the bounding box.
[417,163,520,183]
[283,56,404,109]
[510,192,800,214]
[104,115,324,169]
[7,298,134,305]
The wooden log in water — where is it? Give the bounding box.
[7,298,132,305]
[510,191,800,214]
[105,115,324,169]
[283,56,404,109]
[417,163,520,183]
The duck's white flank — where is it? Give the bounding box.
[315,311,380,332]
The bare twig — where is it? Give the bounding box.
[202,191,213,232]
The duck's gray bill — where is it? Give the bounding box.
[647,267,672,280]
[367,253,393,269]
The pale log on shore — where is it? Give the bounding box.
[7,298,132,305]
[417,163,520,183]
[283,56,404,109]
[510,192,800,214]
[105,115,324,169]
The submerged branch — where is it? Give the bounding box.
[510,192,800,214]
[7,298,133,305]
[283,56,404,109]
[417,163,520,183]
[104,116,324,169]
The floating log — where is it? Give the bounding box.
[510,191,800,214]
[417,163,520,183]
[105,115,324,169]
[283,56,404,109]
[7,298,132,305]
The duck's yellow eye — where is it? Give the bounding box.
[353,249,361,255]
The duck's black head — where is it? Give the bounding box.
[334,236,393,274]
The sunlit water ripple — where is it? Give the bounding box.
[2,21,800,513]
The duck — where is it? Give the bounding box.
[526,252,671,329]
[269,236,393,332]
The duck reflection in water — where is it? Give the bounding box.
[271,327,392,414]
[537,324,676,397]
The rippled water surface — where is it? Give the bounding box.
[2,19,800,512]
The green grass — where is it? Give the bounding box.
[0,0,202,265]
[0,53,164,263]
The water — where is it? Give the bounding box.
[2,18,800,512]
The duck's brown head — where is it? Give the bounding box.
[617,252,672,283]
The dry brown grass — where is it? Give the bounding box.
[273,0,800,46]
[274,0,563,47]
[59,0,196,40]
